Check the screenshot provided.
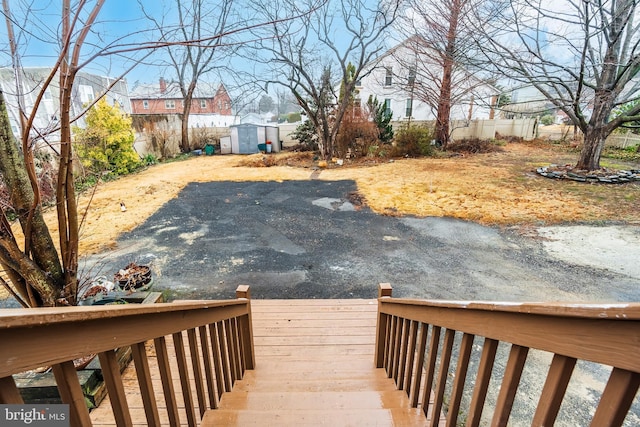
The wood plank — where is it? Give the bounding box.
[466,337,499,427]
[172,332,197,427]
[532,354,576,426]
[198,326,217,409]
[447,333,475,427]
[130,342,161,427]
[201,408,425,426]
[0,375,24,404]
[52,361,93,427]
[217,390,416,410]
[492,344,529,427]
[590,368,640,427]
[97,350,133,427]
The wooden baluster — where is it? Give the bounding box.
[131,342,161,427]
[532,354,576,426]
[199,326,218,409]
[236,317,246,375]
[0,375,24,404]
[224,319,237,385]
[466,338,498,427]
[217,320,232,391]
[383,315,391,369]
[230,318,242,380]
[404,320,419,397]
[411,323,429,408]
[187,328,206,418]
[421,326,441,418]
[392,316,403,384]
[52,360,92,427]
[386,315,397,378]
[375,283,392,369]
[429,328,455,427]
[173,331,197,427]
[446,333,475,427]
[154,336,180,426]
[209,322,226,398]
[98,349,133,427]
[590,368,640,427]
[398,318,410,390]
[236,285,255,370]
[491,344,529,427]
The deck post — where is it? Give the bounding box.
[375,283,393,368]
[236,285,255,370]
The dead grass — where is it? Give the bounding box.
[13,141,640,258]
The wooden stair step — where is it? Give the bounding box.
[216,390,415,411]
[201,408,425,426]
[233,375,403,393]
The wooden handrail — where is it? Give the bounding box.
[375,283,640,427]
[0,286,255,427]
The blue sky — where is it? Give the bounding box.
[0,1,176,84]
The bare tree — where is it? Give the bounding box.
[395,0,496,147]
[141,0,235,153]
[477,0,640,170]
[0,1,307,307]
[250,0,399,160]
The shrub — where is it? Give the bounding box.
[336,107,379,158]
[540,114,555,126]
[392,126,435,157]
[74,98,140,178]
[291,119,318,150]
[287,112,302,123]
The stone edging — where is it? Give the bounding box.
[536,166,640,183]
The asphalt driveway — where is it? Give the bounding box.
[84,179,639,302]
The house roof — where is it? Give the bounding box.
[130,79,225,100]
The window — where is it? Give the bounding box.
[384,99,392,116]
[79,85,94,103]
[405,99,413,117]
[142,100,149,110]
[200,99,207,108]
[385,67,392,86]
[165,100,175,109]
[408,67,416,86]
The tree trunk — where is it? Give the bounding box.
[576,127,606,170]
[57,61,80,305]
[435,0,460,148]
[0,91,62,306]
[180,82,196,153]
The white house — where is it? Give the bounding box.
[355,37,499,123]
[0,67,130,143]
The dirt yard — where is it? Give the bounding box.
[34,140,640,257]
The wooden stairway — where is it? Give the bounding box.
[201,299,432,426]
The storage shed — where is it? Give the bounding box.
[229,124,280,154]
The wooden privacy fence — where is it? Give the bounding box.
[0,286,254,427]
[375,283,640,427]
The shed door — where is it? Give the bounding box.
[238,126,259,153]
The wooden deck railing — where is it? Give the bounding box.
[0,285,254,427]
[375,283,640,427]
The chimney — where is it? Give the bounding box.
[159,77,166,94]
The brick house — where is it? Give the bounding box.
[129,78,233,120]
